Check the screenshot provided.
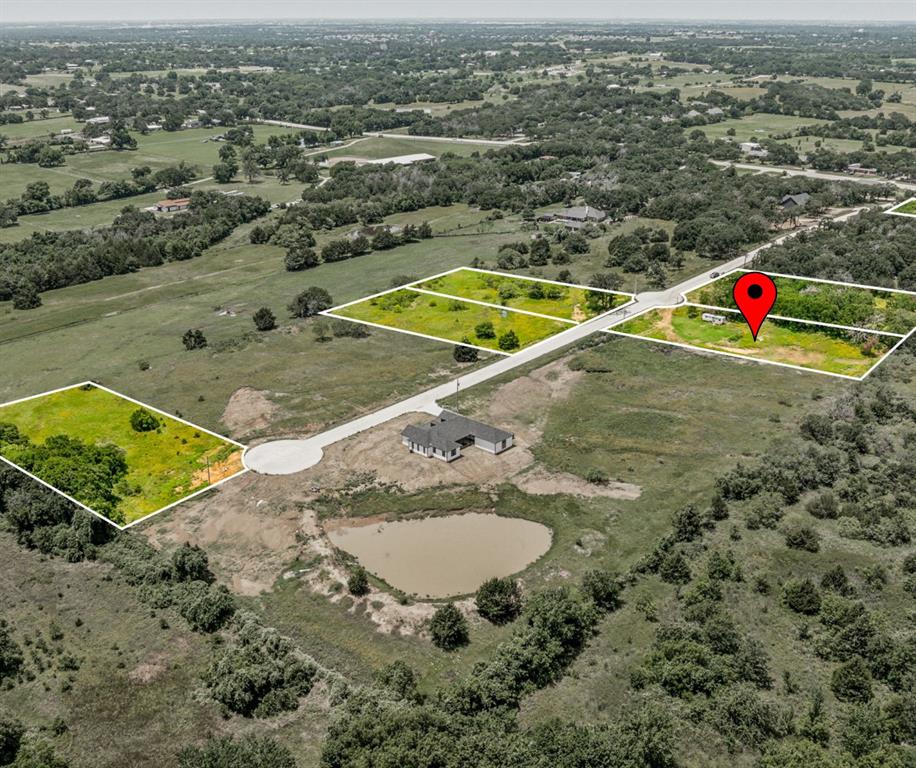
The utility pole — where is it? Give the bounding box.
[206,456,211,484]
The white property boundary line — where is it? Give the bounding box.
[605,306,915,382]
[323,266,635,356]
[0,381,249,531]
[885,197,916,219]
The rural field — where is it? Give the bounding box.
[888,198,916,217]
[687,270,916,334]
[329,286,572,351]
[612,306,893,377]
[414,267,630,321]
[0,384,243,525]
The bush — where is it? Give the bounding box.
[347,566,370,597]
[175,582,235,633]
[806,491,838,519]
[784,524,820,552]
[585,468,608,485]
[129,408,160,433]
[831,656,873,703]
[659,550,691,584]
[475,577,523,625]
[497,330,520,351]
[429,603,468,651]
[331,319,370,338]
[252,307,276,331]
[474,321,495,339]
[171,543,214,583]
[783,579,821,615]
[453,340,479,363]
[12,287,41,310]
[284,246,318,271]
[581,569,621,611]
[289,286,333,318]
[0,715,23,765]
[177,734,296,768]
[181,329,207,350]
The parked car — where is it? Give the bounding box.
[710,271,721,278]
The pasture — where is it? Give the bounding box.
[611,306,893,378]
[414,267,630,321]
[329,287,571,351]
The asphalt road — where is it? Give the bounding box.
[710,159,916,192]
[243,208,867,475]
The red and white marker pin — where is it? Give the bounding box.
[733,272,777,341]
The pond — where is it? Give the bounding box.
[326,512,552,598]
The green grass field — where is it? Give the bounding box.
[321,135,493,160]
[0,384,243,525]
[888,198,916,217]
[414,268,630,321]
[331,287,571,351]
[700,114,828,143]
[613,306,891,377]
[687,271,916,335]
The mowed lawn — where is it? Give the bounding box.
[889,198,916,217]
[331,288,571,351]
[0,385,243,525]
[613,307,890,377]
[687,271,916,335]
[415,268,630,321]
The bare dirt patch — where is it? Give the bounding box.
[221,387,279,439]
[514,466,641,499]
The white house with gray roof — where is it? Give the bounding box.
[401,411,514,462]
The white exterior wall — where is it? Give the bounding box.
[474,436,514,454]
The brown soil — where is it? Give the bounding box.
[189,450,245,490]
[514,466,641,499]
[221,387,279,439]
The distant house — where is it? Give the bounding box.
[346,223,402,240]
[846,163,877,176]
[707,107,725,116]
[739,141,769,158]
[539,205,607,229]
[155,198,191,213]
[85,115,110,125]
[366,153,436,166]
[88,135,111,147]
[401,411,514,463]
[780,193,811,209]
[702,312,728,325]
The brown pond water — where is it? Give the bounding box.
[325,512,553,598]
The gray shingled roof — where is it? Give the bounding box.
[401,410,513,453]
[780,193,811,207]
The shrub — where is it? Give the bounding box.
[659,550,691,584]
[129,408,160,433]
[284,246,318,271]
[12,287,41,310]
[475,577,523,625]
[474,321,495,339]
[174,582,235,633]
[585,468,608,485]
[429,603,468,651]
[0,715,23,765]
[806,491,838,519]
[784,524,820,552]
[177,734,296,768]
[181,329,207,350]
[331,319,370,338]
[252,307,276,331]
[171,543,214,583]
[831,656,873,703]
[497,330,520,351]
[673,504,703,542]
[347,566,370,597]
[783,579,821,615]
[581,569,622,611]
[453,340,479,363]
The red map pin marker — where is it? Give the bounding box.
[733,272,777,341]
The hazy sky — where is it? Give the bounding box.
[3,0,915,24]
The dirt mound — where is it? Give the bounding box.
[221,387,278,439]
[514,466,641,499]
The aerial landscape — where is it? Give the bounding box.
[1,3,916,767]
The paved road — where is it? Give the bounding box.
[363,131,532,147]
[710,160,916,192]
[243,208,866,475]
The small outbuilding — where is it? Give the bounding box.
[780,193,810,209]
[702,312,727,325]
[401,411,514,462]
[155,198,191,213]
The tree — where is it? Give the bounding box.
[831,656,873,703]
[581,569,622,611]
[171,543,214,583]
[785,524,820,552]
[12,287,41,311]
[453,340,478,363]
[253,307,276,331]
[284,246,318,272]
[783,579,821,615]
[429,603,468,650]
[177,734,296,768]
[182,329,207,350]
[241,147,260,183]
[672,504,703,542]
[529,237,551,265]
[0,715,23,765]
[0,621,23,683]
[659,550,691,584]
[212,161,237,184]
[288,287,333,318]
[5,735,69,768]
[129,408,160,433]
[497,330,520,351]
[348,566,370,596]
[475,577,523,624]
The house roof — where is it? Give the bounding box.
[367,153,436,166]
[556,205,606,222]
[156,198,191,207]
[780,193,810,207]
[401,410,513,453]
